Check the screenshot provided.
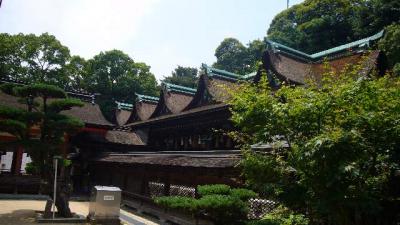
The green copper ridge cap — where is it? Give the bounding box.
[202,64,242,81]
[161,82,196,95]
[266,29,384,61]
[135,93,159,104]
[242,71,257,81]
[116,101,133,110]
[311,30,384,58]
[265,40,313,61]
[202,64,257,81]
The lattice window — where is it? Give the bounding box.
[169,184,196,198]
[248,198,277,219]
[148,181,165,198]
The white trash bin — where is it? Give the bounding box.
[88,186,121,224]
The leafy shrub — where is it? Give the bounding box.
[393,63,400,76]
[197,184,231,196]
[154,184,258,225]
[197,194,248,225]
[231,188,258,201]
[154,196,198,213]
[25,162,39,175]
[247,206,309,225]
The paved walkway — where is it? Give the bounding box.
[0,200,159,225]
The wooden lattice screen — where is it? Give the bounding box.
[248,198,277,219]
[148,181,165,198]
[169,184,196,197]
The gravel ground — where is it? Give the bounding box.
[0,200,158,225]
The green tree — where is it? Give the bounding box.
[162,66,198,88]
[268,0,360,53]
[86,50,158,120]
[378,24,400,69]
[353,0,400,38]
[0,83,84,217]
[63,56,89,92]
[214,38,248,74]
[0,33,25,79]
[0,33,70,86]
[228,67,400,224]
[213,38,264,75]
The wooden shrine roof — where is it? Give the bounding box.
[261,30,385,85]
[92,151,241,168]
[125,103,228,128]
[0,88,114,128]
[105,130,144,145]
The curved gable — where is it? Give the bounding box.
[150,83,195,118]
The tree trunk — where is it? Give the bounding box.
[55,181,72,218]
[55,165,73,218]
[45,164,73,218]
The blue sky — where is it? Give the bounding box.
[0,0,304,80]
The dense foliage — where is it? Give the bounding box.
[161,66,198,88]
[0,33,70,86]
[155,184,257,225]
[0,83,85,217]
[213,38,265,75]
[212,0,399,75]
[247,206,309,225]
[228,63,400,224]
[85,50,158,120]
[267,0,400,54]
[378,24,400,69]
[0,33,159,120]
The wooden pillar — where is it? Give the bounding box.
[192,135,199,150]
[215,135,220,149]
[163,176,170,196]
[183,137,189,150]
[11,146,23,175]
[226,137,233,149]
[141,174,149,196]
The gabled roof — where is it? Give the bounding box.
[149,82,195,118]
[0,78,114,128]
[184,65,254,110]
[262,30,385,85]
[114,93,160,126]
[0,90,114,128]
[61,101,114,127]
[265,30,384,62]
